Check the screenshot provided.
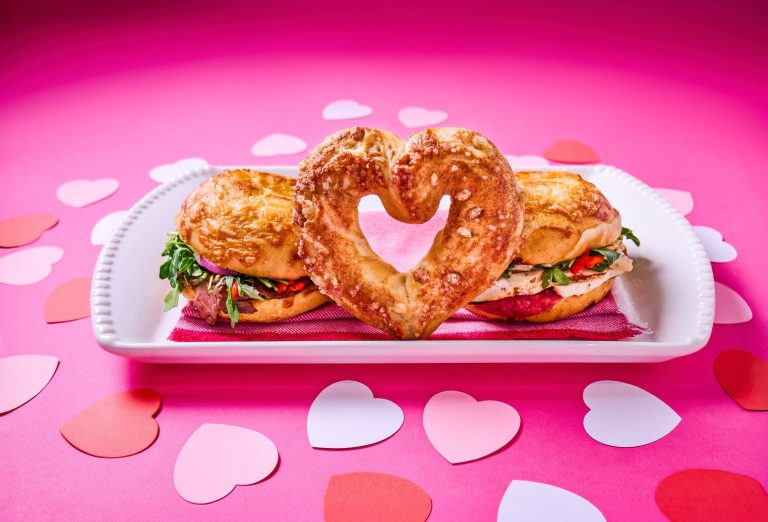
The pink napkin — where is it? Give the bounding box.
[168,211,645,342]
[169,293,644,341]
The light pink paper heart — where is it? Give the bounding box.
[503,154,550,167]
[423,391,520,464]
[655,188,694,216]
[323,99,373,120]
[0,246,63,285]
[398,106,449,128]
[149,157,208,183]
[714,282,752,324]
[174,423,279,504]
[0,354,59,414]
[56,179,119,207]
[251,133,307,156]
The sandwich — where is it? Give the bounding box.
[160,168,329,326]
[466,170,639,322]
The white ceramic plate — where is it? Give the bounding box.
[91,164,713,363]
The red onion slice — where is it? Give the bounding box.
[194,254,241,276]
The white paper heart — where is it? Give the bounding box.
[149,157,208,183]
[174,423,279,504]
[503,154,550,166]
[714,282,752,324]
[655,188,694,216]
[498,480,606,522]
[56,179,119,207]
[0,246,63,285]
[0,354,59,413]
[398,106,449,128]
[307,380,403,449]
[694,226,737,263]
[322,99,373,120]
[251,133,307,156]
[583,380,680,447]
[90,210,128,245]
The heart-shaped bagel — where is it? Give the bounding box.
[293,127,524,339]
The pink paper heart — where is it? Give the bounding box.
[655,188,694,216]
[0,354,59,414]
[174,423,279,504]
[56,179,119,208]
[0,246,63,285]
[251,133,307,156]
[423,390,520,464]
[714,282,752,324]
[323,99,373,120]
[503,154,550,167]
[0,214,58,248]
[44,277,91,323]
[543,140,600,164]
[398,106,449,128]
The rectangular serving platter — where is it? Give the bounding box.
[91,164,714,363]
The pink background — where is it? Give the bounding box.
[2,1,767,520]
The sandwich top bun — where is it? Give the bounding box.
[514,171,621,265]
[176,169,305,280]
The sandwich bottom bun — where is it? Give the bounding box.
[182,286,330,323]
[466,279,613,323]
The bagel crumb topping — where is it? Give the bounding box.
[455,189,472,201]
[457,227,472,238]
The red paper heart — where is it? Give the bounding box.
[543,140,600,164]
[0,214,58,248]
[714,350,768,411]
[44,277,91,323]
[656,469,768,521]
[325,472,432,522]
[60,389,161,458]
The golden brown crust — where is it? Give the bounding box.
[515,171,621,264]
[177,169,305,279]
[293,126,525,339]
[466,278,614,322]
[182,286,330,322]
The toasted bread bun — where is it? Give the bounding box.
[182,286,330,323]
[466,278,613,322]
[515,171,621,265]
[177,169,305,279]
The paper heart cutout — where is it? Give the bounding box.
[149,157,208,183]
[174,423,279,504]
[714,350,768,411]
[655,188,694,216]
[583,380,680,447]
[656,469,768,521]
[56,178,119,207]
[0,215,58,248]
[308,380,403,448]
[324,472,432,522]
[503,154,550,166]
[423,390,520,464]
[714,282,752,324]
[543,140,600,164]
[0,246,63,285]
[694,226,737,263]
[398,106,448,128]
[0,355,59,414]
[60,389,161,458]
[251,133,307,156]
[44,277,91,323]
[90,210,128,245]
[498,480,606,522]
[323,99,373,120]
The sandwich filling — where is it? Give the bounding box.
[160,232,315,327]
[470,227,639,319]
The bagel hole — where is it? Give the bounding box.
[358,195,450,272]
